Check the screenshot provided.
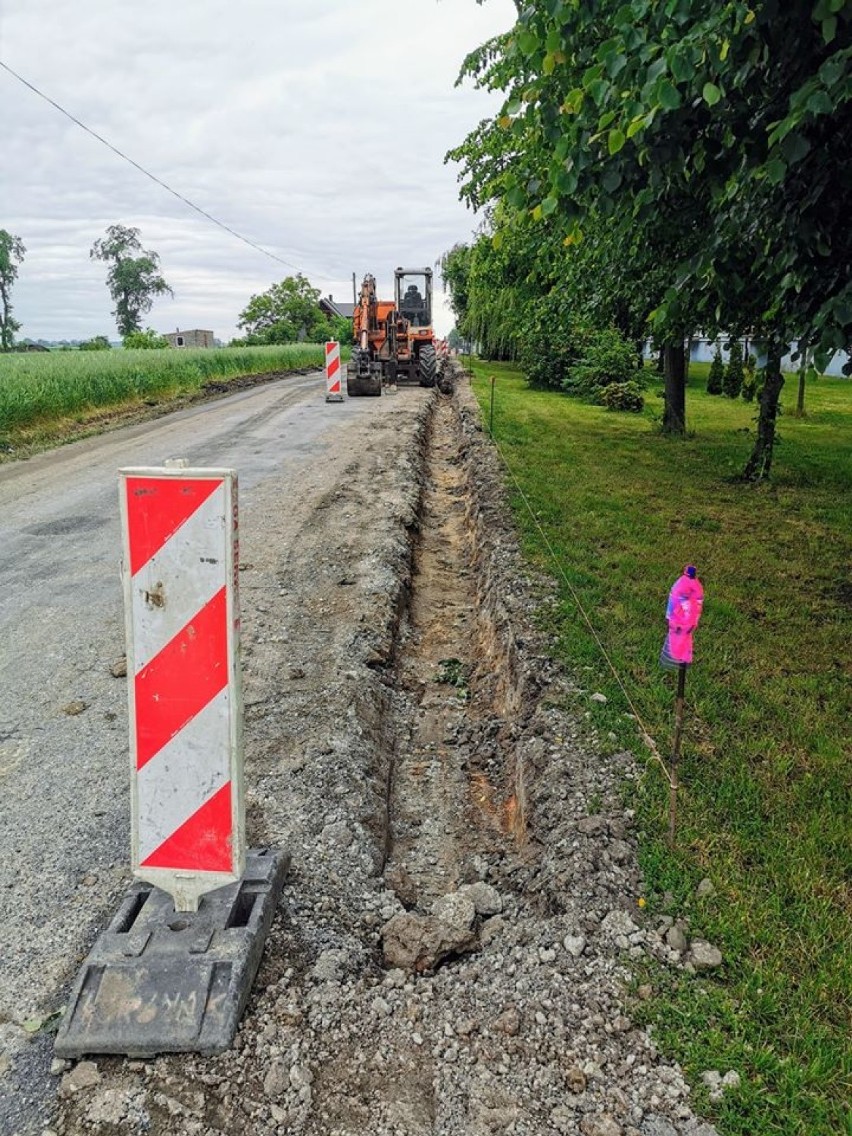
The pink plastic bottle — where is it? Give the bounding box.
[661,565,704,668]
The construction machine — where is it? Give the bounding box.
[346,267,437,397]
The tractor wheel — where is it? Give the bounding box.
[418,344,437,388]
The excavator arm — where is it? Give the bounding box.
[347,274,383,397]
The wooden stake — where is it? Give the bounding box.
[489,374,496,437]
[669,662,687,846]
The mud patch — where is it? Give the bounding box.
[26,515,106,537]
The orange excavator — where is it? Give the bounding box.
[346,267,437,397]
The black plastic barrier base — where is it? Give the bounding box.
[54,847,289,1058]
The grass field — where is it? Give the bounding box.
[470,359,851,1136]
[0,343,333,454]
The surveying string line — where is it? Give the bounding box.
[487,428,675,790]
[0,59,313,277]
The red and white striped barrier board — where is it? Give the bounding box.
[325,340,343,402]
[119,466,245,912]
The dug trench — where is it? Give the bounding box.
[381,391,527,917]
[54,375,718,1136]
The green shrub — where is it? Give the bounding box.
[123,328,169,350]
[79,335,111,352]
[518,291,585,391]
[707,347,724,394]
[599,380,645,412]
[326,314,353,346]
[518,286,639,398]
[742,353,758,401]
[563,326,638,397]
[723,338,744,397]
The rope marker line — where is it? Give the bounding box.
[488,429,676,791]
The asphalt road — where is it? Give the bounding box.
[0,371,370,1135]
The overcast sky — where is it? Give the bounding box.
[0,0,516,342]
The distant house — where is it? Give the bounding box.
[318,295,355,321]
[686,336,851,377]
[165,329,215,349]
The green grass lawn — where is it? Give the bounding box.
[0,343,334,455]
[471,359,851,1136]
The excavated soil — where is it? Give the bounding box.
[51,373,718,1136]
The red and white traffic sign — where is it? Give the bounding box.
[119,466,245,912]
[325,340,343,402]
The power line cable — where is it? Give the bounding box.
[0,58,313,275]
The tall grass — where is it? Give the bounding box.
[471,359,851,1136]
[0,344,328,441]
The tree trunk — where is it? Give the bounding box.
[743,339,784,481]
[794,346,809,418]
[656,346,665,374]
[795,366,806,417]
[662,342,687,435]
[0,281,10,351]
